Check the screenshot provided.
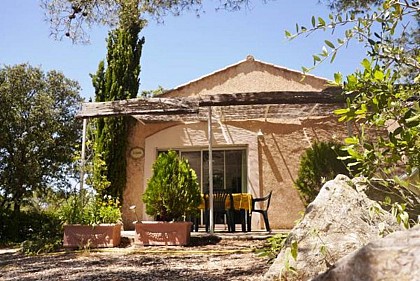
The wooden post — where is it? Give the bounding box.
[80,118,87,191]
[208,106,214,233]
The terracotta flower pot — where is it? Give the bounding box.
[63,224,122,248]
[134,221,193,246]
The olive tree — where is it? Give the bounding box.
[0,64,83,211]
[287,0,419,223]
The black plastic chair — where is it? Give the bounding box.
[248,191,272,232]
[204,189,235,232]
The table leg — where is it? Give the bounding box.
[246,210,251,232]
[240,209,246,232]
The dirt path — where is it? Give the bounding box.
[0,237,271,281]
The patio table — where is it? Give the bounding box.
[199,193,252,232]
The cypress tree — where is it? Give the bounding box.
[91,4,145,200]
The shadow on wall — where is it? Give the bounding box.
[258,137,284,183]
[270,133,296,184]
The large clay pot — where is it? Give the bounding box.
[63,224,122,248]
[134,221,193,246]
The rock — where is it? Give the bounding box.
[263,175,403,281]
[312,226,420,281]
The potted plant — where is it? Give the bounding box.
[60,192,122,249]
[135,150,201,246]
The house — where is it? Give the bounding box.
[79,55,349,230]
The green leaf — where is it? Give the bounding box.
[406,114,420,123]
[285,30,292,38]
[313,55,321,63]
[338,115,349,122]
[318,17,326,27]
[347,148,362,158]
[344,137,359,145]
[374,70,384,81]
[334,72,342,84]
[302,66,309,73]
[347,161,361,167]
[290,240,298,260]
[347,74,358,87]
[330,51,337,63]
[311,16,316,27]
[325,40,335,49]
[355,104,367,115]
[334,108,349,115]
[361,59,371,70]
[368,38,376,46]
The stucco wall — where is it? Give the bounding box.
[162,58,329,98]
[123,114,350,230]
[123,120,177,229]
[250,117,350,229]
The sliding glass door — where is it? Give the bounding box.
[179,149,247,194]
[180,149,247,226]
[157,148,247,193]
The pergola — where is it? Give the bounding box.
[76,87,344,232]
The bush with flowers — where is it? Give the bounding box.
[59,191,121,225]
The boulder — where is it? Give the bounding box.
[312,226,420,281]
[263,175,403,281]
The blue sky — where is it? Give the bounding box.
[1,0,366,100]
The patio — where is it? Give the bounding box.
[122,228,286,244]
[0,229,283,281]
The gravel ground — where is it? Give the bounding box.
[0,236,271,281]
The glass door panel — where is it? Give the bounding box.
[225,150,243,193]
[180,151,202,190]
[202,150,225,193]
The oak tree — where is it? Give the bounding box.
[0,64,83,211]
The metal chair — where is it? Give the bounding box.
[248,191,272,232]
[204,189,235,232]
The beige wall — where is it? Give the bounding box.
[123,120,176,229]
[250,117,349,229]
[162,59,329,98]
[123,113,350,230]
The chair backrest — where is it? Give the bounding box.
[252,190,272,211]
[204,188,234,211]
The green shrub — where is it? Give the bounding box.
[143,150,201,221]
[58,192,121,225]
[295,141,358,206]
[0,208,63,254]
[0,208,61,243]
[20,237,62,255]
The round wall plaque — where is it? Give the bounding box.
[130,147,144,159]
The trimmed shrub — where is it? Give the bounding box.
[143,150,201,221]
[295,141,358,206]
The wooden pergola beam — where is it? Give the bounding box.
[197,89,344,107]
[76,97,199,118]
[76,88,344,119]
